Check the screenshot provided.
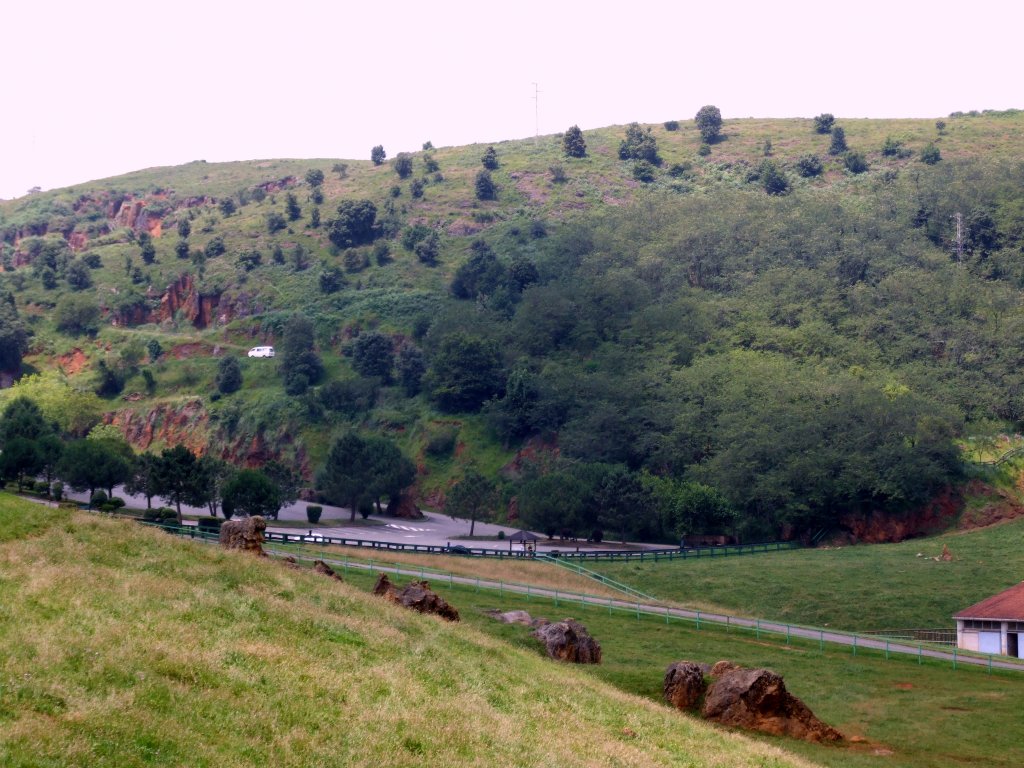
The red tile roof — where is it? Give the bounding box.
[954,582,1024,620]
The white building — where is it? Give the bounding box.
[954,581,1024,658]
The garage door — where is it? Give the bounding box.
[979,631,1001,655]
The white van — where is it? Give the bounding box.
[247,346,275,358]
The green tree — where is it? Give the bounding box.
[0,294,29,372]
[310,207,320,228]
[371,145,386,165]
[285,193,302,221]
[366,438,415,514]
[175,240,190,259]
[450,239,506,299]
[518,471,585,538]
[279,315,323,395]
[392,153,413,179]
[216,356,243,394]
[54,294,100,335]
[844,151,869,174]
[351,331,394,382]
[0,437,42,491]
[426,332,504,412]
[813,113,835,134]
[795,154,823,177]
[317,432,378,522]
[475,170,496,201]
[222,469,282,519]
[828,126,848,155]
[266,212,286,233]
[446,468,498,535]
[58,438,132,504]
[481,146,499,170]
[396,342,426,396]
[618,122,660,163]
[414,231,441,266]
[124,452,161,509]
[218,197,236,217]
[65,260,92,290]
[177,218,191,239]
[562,125,587,158]
[147,338,163,362]
[152,445,200,522]
[0,397,51,445]
[193,454,234,517]
[262,459,300,507]
[305,168,325,187]
[327,200,378,248]
[694,105,723,142]
[759,160,790,195]
[920,143,941,165]
[595,465,646,543]
[138,232,156,265]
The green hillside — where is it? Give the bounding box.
[3,110,1024,540]
[0,494,816,768]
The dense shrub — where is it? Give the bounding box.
[215,356,243,394]
[306,504,323,523]
[618,123,660,163]
[813,113,835,134]
[694,105,723,142]
[920,143,942,164]
[844,151,869,173]
[829,127,848,155]
[475,170,496,200]
[663,120,679,131]
[371,145,386,165]
[393,153,413,178]
[481,146,499,170]
[562,125,587,158]
[795,154,823,177]
[632,161,657,183]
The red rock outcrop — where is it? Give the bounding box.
[663,661,708,710]
[701,667,843,743]
[111,273,222,329]
[373,574,460,621]
[839,486,961,543]
[105,399,210,453]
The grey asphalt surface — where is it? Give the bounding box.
[62,485,641,553]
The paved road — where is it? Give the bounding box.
[61,485,639,553]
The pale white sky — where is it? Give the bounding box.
[1,0,1020,200]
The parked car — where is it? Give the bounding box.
[247,346,275,358]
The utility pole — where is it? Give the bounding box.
[531,82,541,144]
[953,212,965,265]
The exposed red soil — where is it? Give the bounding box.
[55,348,88,375]
[169,342,214,360]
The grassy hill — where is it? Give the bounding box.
[0,493,817,768]
[4,109,1024,539]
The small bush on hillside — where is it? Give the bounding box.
[632,161,657,183]
[305,168,324,187]
[423,154,439,173]
[393,153,413,179]
[697,144,711,156]
[410,179,425,198]
[371,145,386,165]
[425,427,459,457]
[881,136,902,157]
[415,231,441,265]
[760,160,790,195]
[310,207,320,228]
[618,122,660,163]
[332,162,348,178]
[390,185,402,198]
[175,240,189,259]
[844,151,869,174]
[663,120,679,131]
[549,164,567,183]
[813,113,835,134]
[694,105,723,143]
[795,154,824,177]
[481,146,499,170]
[218,198,236,217]
[920,143,942,164]
[668,162,691,178]
[319,266,345,294]
[311,188,324,205]
[373,241,391,265]
[205,236,226,258]
[306,505,323,524]
[935,120,946,134]
[343,248,369,273]
[475,170,496,200]
[216,356,243,394]
[828,127,848,155]
[422,140,434,150]
[562,125,587,158]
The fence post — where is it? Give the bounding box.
[918,645,922,665]
[696,611,701,630]
[726,615,730,633]
[665,606,670,624]
[952,646,957,671]
[786,624,790,645]
[636,601,640,620]
[608,597,612,615]
[885,639,889,660]
[988,655,993,674]
[819,629,823,651]
[852,635,857,656]
[756,619,760,640]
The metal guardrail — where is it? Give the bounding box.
[137,516,1024,673]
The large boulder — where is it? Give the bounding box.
[663,661,707,710]
[219,516,266,555]
[532,619,601,664]
[373,574,459,622]
[313,560,342,581]
[702,667,843,743]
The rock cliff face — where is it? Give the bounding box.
[111,273,222,329]
[838,486,961,543]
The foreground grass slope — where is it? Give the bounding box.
[0,494,814,768]
[589,515,1024,631]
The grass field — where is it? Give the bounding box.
[0,493,814,768]
[584,516,1024,632]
